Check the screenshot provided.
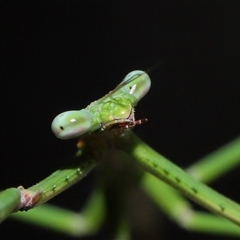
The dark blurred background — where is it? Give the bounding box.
[1,1,240,240]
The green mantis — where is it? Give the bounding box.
[50,70,240,227]
[51,70,151,139]
[1,70,240,238]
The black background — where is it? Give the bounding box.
[1,1,240,240]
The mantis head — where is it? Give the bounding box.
[52,70,151,139]
[51,110,91,139]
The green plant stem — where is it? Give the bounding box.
[0,188,20,223]
[125,132,240,226]
[3,130,240,236]
[186,137,240,183]
[27,153,97,207]
[141,173,240,236]
[12,186,106,236]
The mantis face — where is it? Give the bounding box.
[52,70,151,139]
[51,110,91,139]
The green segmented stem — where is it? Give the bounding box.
[0,188,21,223]
[27,153,97,207]
[124,132,240,226]
[186,137,240,183]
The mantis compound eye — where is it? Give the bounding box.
[121,70,151,104]
[51,110,91,139]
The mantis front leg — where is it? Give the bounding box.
[8,135,240,237]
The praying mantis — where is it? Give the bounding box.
[1,70,240,238]
[51,70,151,139]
